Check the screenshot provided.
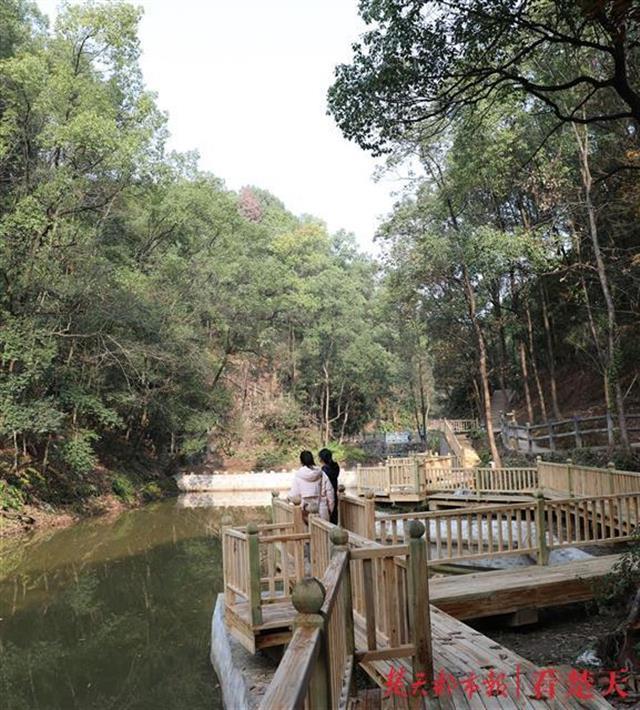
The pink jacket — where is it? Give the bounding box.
[288,466,335,520]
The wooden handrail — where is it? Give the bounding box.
[258,622,322,709]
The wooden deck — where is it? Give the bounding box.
[430,554,619,620]
[353,606,612,708]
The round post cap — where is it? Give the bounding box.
[246,522,259,534]
[408,520,426,538]
[330,528,349,546]
[292,578,325,614]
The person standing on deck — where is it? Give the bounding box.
[288,450,334,522]
[318,448,340,524]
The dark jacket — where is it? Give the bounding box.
[322,463,340,524]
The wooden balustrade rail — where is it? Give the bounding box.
[378,501,539,563]
[377,489,640,564]
[538,460,640,497]
[544,492,640,549]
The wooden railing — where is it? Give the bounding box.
[538,459,640,497]
[501,412,640,452]
[222,520,307,626]
[423,466,538,493]
[544,493,640,550]
[337,489,375,539]
[429,418,479,433]
[377,489,640,564]
[259,525,432,710]
[378,501,539,564]
[356,454,454,497]
[272,494,304,532]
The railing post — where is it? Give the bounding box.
[548,421,556,452]
[534,492,549,566]
[356,463,362,496]
[337,484,346,527]
[607,461,616,494]
[413,458,421,496]
[330,528,355,696]
[526,422,532,454]
[364,490,376,541]
[291,495,304,533]
[566,458,573,497]
[573,416,583,449]
[221,514,233,607]
[407,520,433,688]
[271,490,279,521]
[385,459,392,495]
[292,578,329,710]
[247,522,263,626]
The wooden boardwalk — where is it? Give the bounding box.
[220,460,640,708]
[230,595,613,708]
[353,606,611,709]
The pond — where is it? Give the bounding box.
[0,497,270,710]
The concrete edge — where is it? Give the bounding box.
[211,594,278,709]
[211,594,252,710]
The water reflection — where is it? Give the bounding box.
[0,498,269,710]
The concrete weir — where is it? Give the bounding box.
[176,469,357,493]
[210,594,277,709]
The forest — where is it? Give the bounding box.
[1,0,640,507]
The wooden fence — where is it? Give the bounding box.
[538,459,640,497]
[429,418,479,433]
[501,412,640,452]
[337,490,375,540]
[423,466,538,493]
[377,490,640,564]
[378,501,539,564]
[356,454,454,497]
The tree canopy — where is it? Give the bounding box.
[328,0,640,154]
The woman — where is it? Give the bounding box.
[288,450,335,522]
[318,448,340,524]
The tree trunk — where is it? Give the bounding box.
[573,125,630,450]
[491,282,508,394]
[461,267,502,466]
[525,300,548,421]
[323,362,331,445]
[539,282,562,421]
[573,222,615,447]
[518,341,534,423]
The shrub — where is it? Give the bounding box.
[57,430,99,475]
[111,473,136,503]
[255,449,287,470]
[0,480,25,511]
[325,442,367,466]
[141,482,162,501]
[596,531,640,608]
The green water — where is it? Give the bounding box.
[0,499,269,710]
